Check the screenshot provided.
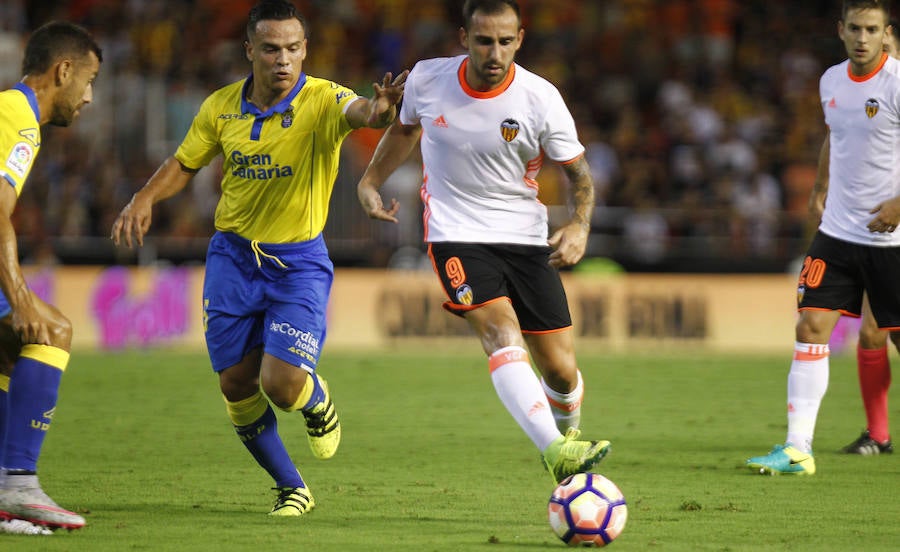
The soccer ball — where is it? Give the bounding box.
[548,472,628,547]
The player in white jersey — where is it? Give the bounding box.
[357,0,610,483]
[806,20,900,456]
[748,0,900,475]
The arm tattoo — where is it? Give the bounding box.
[563,156,595,228]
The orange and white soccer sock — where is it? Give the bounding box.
[786,342,830,454]
[541,370,584,432]
[489,346,560,451]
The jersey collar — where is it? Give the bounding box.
[240,72,307,116]
[12,82,40,122]
[457,57,515,99]
[847,52,889,82]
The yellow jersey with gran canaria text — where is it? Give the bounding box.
[0,83,41,197]
[175,73,359,243]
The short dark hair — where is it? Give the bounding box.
[462,0,521,30]
[22,21,102,76]
[841,0,892,20]
[247,0,307,39]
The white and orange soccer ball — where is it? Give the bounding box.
[547,472,628,547]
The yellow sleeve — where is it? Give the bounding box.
[321,80,358,144]
[174,93,223,170]
[0,93,40,196]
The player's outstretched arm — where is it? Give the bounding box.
[110,156,197,248]
[357,119,422,223]
[346,70,409,129]
[548,155,594,268]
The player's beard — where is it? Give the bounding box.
[49,90,81,127]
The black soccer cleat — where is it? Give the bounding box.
[840,430,893,455]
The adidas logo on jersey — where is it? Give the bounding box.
[433,115,448,127]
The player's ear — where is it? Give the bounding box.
[55,59,73,86]
[516,27,524,51]
[244,40,253,63]
[459,26,467,49]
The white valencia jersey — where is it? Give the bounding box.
[820,54,900,246]
[400,55,585,245]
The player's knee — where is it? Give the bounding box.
[542,369,575,393]
[795,316,834,343]
[479,325,524,354]
[261,367,309,410]
[890,331,900,353]
[262,384,295,410]
[858,326,888,349]
[48,314,73,350]
[218,371,260,403]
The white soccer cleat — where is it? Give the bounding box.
[0,475,85,530]
[0,518,54,535]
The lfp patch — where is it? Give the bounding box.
[5,142,34,179]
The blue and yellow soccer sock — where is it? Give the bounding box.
[285,372,325,413]
[0,372,8,469]
[4,345,68,473]
[225,392,304,489]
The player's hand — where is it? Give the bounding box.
[358,183,399,223]
[9,295,51,345]
[110,193,153,248]
[367,70,409,126]
[548,221,590,268]
[867,196,900,233]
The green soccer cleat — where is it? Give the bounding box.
[746,444,816,475]
[542,428,611,484]
[268,486,315,516]
[302,376,341,459]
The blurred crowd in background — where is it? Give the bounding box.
[0,0,859,271]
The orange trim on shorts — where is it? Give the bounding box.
[798,307,860,318]
[489,347,529,372]
[522,325,573,336]
[427,244,514,316]
[442,296,510,315]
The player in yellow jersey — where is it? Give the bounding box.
[111,0,406,516]
[0,21,101,532]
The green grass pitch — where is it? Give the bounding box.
[4,347,897,551]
